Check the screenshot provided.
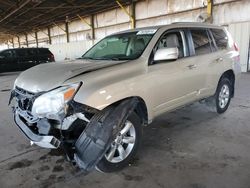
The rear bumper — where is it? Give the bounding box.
[234,60,242,88]
[235,71,241,89]
[14,113,60,149]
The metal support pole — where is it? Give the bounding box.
[53,22,68,43]
[53,22,66,32]
[116,0,135,29]
[131,1,136,29]
[25,34,28,47]
[12,38,14,48]
[77,14,91,27]
[90,15,95,40]
[65,22,69,43]
[35,32,38,47]
[17,36,20,48]
[207,0,213,23]
[77,14,95,40]
[48,27,51,44]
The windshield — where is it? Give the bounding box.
[82,30,156,61]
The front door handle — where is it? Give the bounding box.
[187,64,197,69]
[216,57,223,62]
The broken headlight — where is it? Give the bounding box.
[31,83,81,119]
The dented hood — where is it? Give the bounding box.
[15,59,126,93]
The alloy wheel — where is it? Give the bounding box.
[105,120,136,163]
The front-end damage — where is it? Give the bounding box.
[9,85,139,173]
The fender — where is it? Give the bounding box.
[70,61,154,123]
[73,80,153,123]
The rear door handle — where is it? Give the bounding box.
[187,64,197,69]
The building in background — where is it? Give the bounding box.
[0,0,249,72]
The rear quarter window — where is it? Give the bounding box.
[210,29,228,50]
[38,48,50,55]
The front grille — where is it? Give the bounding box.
[15,86,35,111]
[18,98,32,111]
[15,86,35,98]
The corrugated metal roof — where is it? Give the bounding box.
[0,0,133,42]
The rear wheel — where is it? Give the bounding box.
[215,77,232,114]
[96,112,142,173]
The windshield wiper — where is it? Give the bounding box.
[80,57,131,61]
[89,57,121,61]
[79,57,95,60]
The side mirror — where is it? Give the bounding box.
[154,47,179,62]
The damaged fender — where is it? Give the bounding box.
[74,98,139,172]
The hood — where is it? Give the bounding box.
[15,59,126,93]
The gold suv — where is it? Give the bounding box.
[9,22,241,173]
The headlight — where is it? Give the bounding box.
[13,79,17,89]
[32,83,81,119]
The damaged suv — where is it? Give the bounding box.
[9,22,241,173]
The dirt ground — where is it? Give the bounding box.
[0,72,250,188]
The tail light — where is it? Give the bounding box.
[233,42,240,62]
[233,42,239,52]
[49,54,55,62]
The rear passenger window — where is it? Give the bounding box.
[27,49,36,56]
[211,29,228,50]
[191,29,214,55]
[16,49,27,57]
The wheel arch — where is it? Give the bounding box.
[106,96,149,126]
[218,69,235,97]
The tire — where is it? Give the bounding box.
[96,112,142,173]
[215,77,232,114]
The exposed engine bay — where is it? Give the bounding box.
[9,85,138,173]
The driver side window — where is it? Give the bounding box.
[155,32,185,58]
[149,30,186,65]
[1,50,13,58]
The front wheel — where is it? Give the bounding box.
[215,78,232,114]
[96,112,142,173]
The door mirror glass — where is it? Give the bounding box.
[154,47,179,62]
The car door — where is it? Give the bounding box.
[206,28,231,94]
[186,28,217,98]
[26,48,38,67]
[16,48,35,71]
[16,49,27,71]
[0,49,17,72]
[147,29,202,116]
[37,48,50,63]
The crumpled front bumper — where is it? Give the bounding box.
[14,112,61,149]
[10,85,139,173]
